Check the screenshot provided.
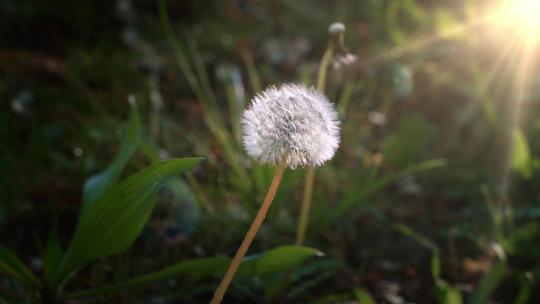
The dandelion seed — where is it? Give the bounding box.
[241,83,340,169]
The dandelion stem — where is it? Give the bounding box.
[316,43,334,93]
[210,160,288,304]
[295,37,335,247]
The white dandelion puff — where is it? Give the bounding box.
[241,83,340,169]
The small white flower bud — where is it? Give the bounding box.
[328,22,345,35]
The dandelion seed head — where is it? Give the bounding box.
[241,83,340,169]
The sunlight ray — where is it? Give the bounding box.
[499,35,536,196]
[355,1,539,69]
[447,33,522,145]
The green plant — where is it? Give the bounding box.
[0,156,202,302]
[0,103,324,303]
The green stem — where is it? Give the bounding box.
[316,43,335,93]
[295,167,315,245]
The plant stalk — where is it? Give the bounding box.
[316,42,334,93]
[295,41,334,246]
[295,167,315,245]
[210,160,288,304]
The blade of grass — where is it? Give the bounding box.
[158,0,250,192]
[240,47,262,92]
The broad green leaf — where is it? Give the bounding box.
[470,258,506,304]
[43,224,63,283]
[384,114,435,168]
[52,158,203,287]
[0,243,38,287]
[68,245,321,298]
[238,245,323,276]
[82,104,141,209]
[511,128,532,179]
[436,279,463,304]
[354,288,376,304]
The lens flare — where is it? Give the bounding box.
[495,0,540,42]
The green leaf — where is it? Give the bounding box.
[383,114,435,168]
[436,279,463,304]
[238,245,323,276]
[514,272,533,304]
[354,288,376,304]
[82,104,141,210]
[0,243,38,287]
[68,245,321,298]
[511,128,532,179]
[470,258,506,304]
[52,158,203,287]
[43,224,63,283]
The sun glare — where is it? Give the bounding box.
[495,0,540,42]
